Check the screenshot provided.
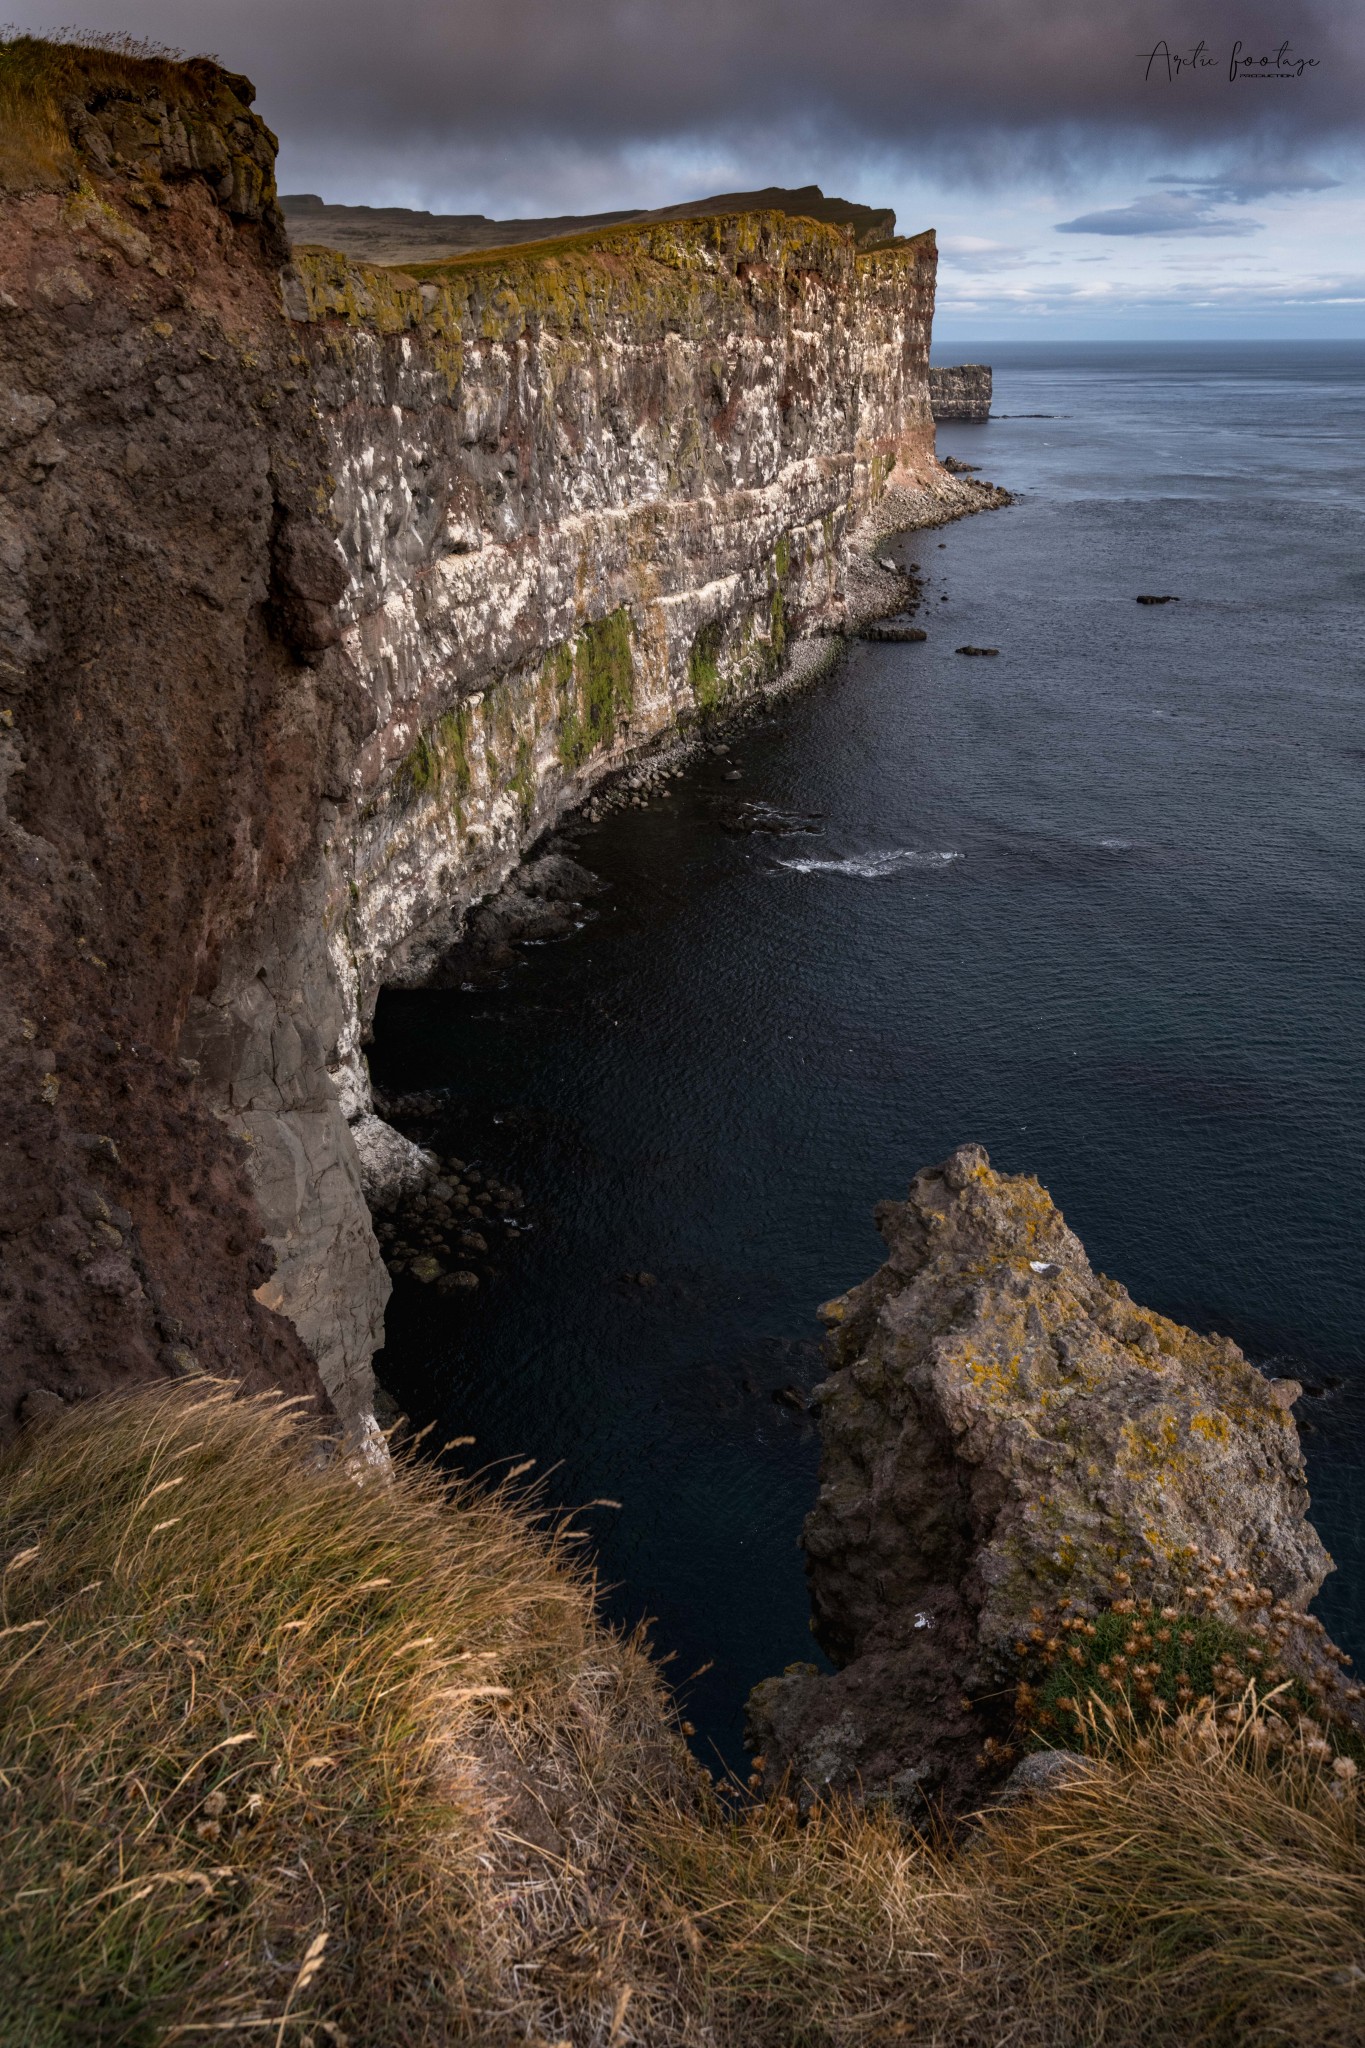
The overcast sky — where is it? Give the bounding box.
[24,0,1365,336]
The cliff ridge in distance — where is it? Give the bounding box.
[280,183,900,268]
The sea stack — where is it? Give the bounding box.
[930,364,992,421]
[748,1144,1332,1812]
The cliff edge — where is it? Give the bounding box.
[0,40,999,1443]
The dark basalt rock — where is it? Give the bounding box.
[270,513,350,656]
[860,621,927,643]
[955,645,999,656]
[426,856,606,987]
[929,365,992,423]
[1137,594,1180,605]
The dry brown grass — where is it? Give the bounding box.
[3,1381,1363,2047]
[0,1381,695,2045]
[647,1705,1365,2045]
[0,31,192,190]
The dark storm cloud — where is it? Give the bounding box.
[22,0,1365,178]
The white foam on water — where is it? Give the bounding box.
[775,849,963,878]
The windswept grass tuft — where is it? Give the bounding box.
[644,1704,1365,2046]
[0,1381,690,2045]
[3,1383,1363,2046]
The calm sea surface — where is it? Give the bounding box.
[372,342,1365,1771]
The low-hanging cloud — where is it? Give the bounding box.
[1148,165,1342,202]
[13,0,1365,206]
[1057,190,1262,235]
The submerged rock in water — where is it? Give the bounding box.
[859,621,927,643]
[427,854,606,987]
[749,1143,1332,1810]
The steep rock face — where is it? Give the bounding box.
[749,1145,1329,1809]
[929,364,991,422]
[1,46,984,1437]
[0,54,339,1436]
[287,209,940,1078]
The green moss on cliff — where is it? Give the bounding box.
[553,608,635,768]
[293,210,932,361]
[396,704,473,808]
[688,618,725,714]
[509,731,536,824]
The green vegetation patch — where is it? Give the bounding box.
[552,608,635,768]
[687,618,725,714]
[1018,1595,1365,1761]
[508,731,536,823]
[768,587,787,669]
[395,703,473,808]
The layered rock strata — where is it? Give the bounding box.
[929,364,991,422]
[0,47,991,1438]
[748,1144,1330,1811]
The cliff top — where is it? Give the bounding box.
[281,184,902,268]
[0,33,264,191]
[0,36,921,312]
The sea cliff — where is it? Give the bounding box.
[0,44,997,1436]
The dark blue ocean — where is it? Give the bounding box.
[372,342,1365,1772]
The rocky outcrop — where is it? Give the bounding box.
[749,1144,1330,1811]
[929,364,991,422]
[1,45,999,1441]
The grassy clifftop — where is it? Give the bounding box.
[3,1384,1362,2046]
[293,211,936,349]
